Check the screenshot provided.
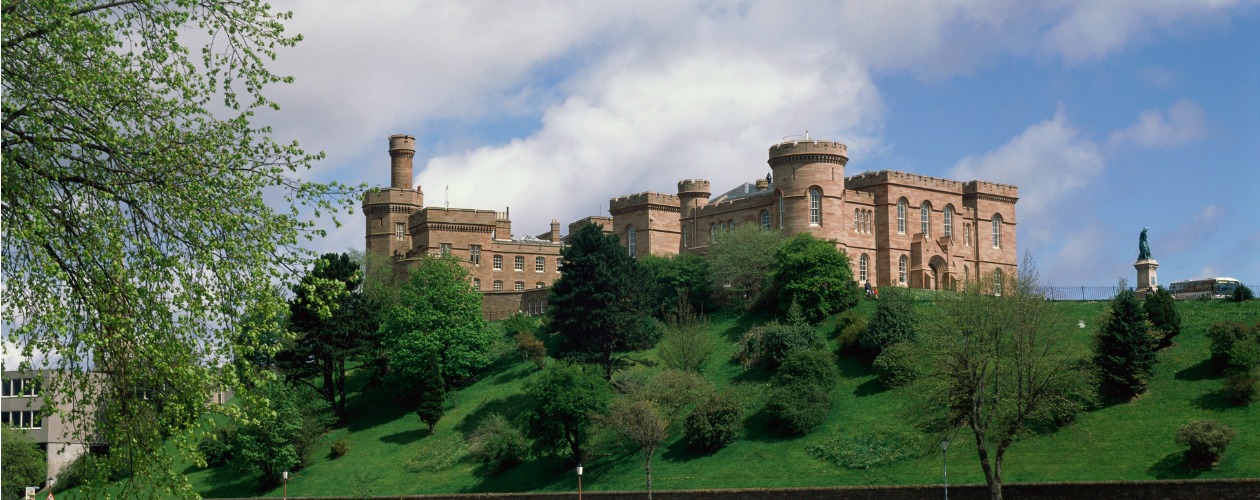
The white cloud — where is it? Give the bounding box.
[1107,100,1207,149]
[1040,0,1246,64]
[1163,204,1226,255]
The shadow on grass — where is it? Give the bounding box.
[836,353,873,379]
[1191,389,1239,412]
[454,393,533,435]
[717,312,769,343]
[731,364,773,384]
[661,434,711,462]
[489,362,533,386]
[379,428,427,445]
[464,454,576,493]
[1148,451,1204,479]
[185,462,260,498]
[854,378,886,397]
[1176,358,1223,381]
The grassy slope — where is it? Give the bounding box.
[180,299,1257,498]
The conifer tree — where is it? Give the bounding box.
[1144,286,1182,349]
[416,356,445,433]
[1095,283,1157,399]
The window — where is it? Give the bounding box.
[859,254,869,282]
[470,245,481,265]
[493,255,503,270]
[897,199,907,234]
[536,256,545,272]
[2,378,37,398]
[994,268,1004,295]
[626,225,636,257]
[440,243,451,257]
[943,206,954,238]
[514,281,525,291]
[0,410,42,429]
[777,193,785,228]
[854,209,859,231]
[394,222,406,240]
[556,257,564,270]
[991,214,1002,248]
[963,265,970,284]
[682,225,691,247]
[898,255,908,284]
[710,223,717,240]
[728,219,734,231]
[514,256,524,271]
[472,278,481,290]
[965,224,972,246]
[864,210,871,233]
[920,201,931,237]
[808,188,822,225]
[493,280,503,291]
[761,210,771,230]
[536,282,545,289]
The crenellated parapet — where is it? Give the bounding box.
[963,180,1019,203]
[677,179,711,195]
[609,191,681,214]
[768,138,848,167]
[847,170,966,192]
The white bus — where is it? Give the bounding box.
[1167,277,1242,300]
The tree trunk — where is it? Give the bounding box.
[322,354,335,403]
[336,358,348,417]
[645,448,654,500]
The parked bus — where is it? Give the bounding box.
[1167,277,1242,300]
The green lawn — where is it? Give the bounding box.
[73,299,1260,498]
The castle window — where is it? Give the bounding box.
[963,265,970,284]
[627,225,636,257]
[470,245,481,265]
[710,223,717,241]
[440,243,452,257]
[854,209,859,231]
[493,255,503,270]
[991,214,1002,248]
[514,256,525,271]
[809,188,822,225]
[777,193,785,228]
[472,278,481,290]
[965,224,972,246]
[515,281,525,291]
[761,210,770,230]
[394,222,405,240]
[859,254,869,283]
[493,280,503,291]
[864,210,871,233]
[897,199,907,234]
[536,256,545,272]
[943,205,954,238]
[994,268,1004,295]
[682,225,691,247]
[728,219,734,231]
[898,255,907,284]
[920,201,931,237]
[536,282,545,289]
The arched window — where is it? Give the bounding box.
[859,254,869,282]
[994,268,1004,295]
[710,222,717,240]
[963,265,970,284]
[943,205,954,238]
[920,201,931,237]
[682,225,691,248]
[761,210,771,230]
[897,199,907,234]
[809,188,822,225]
[777,192,785,228]
[991,214,1002,248]
[626,225,636,257]
[854,209,859,232]
[898,255,907,284]
[866,210,872,233]
[965,224,972,246]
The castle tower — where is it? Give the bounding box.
[676,179,711,218]
[364,134,424,262]
[766,136,847,233]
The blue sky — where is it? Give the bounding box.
[261,0,1260,287]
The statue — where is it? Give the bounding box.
[1138,228,1152,260]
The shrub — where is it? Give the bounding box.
[1206,322,1256,368]
[859,286,916,357]
[773,349,838,389]
[469,413,529,473]
[646,369,712,418]
[502,311,542,336]
[683,392,743,453]
[833,310,867,354]
[734,320,825,369]
[1144,287,1181,347]
[872,342,920,389]
[1228,338,1260,375]
[765,382,831,436]
[197,427,235,467]
[1175,420,1236,468]
[514,331,547,369]
[807,431,923,470]
[1233,284,1255,302]
[330,437,350,458]
[658,307,716,373]
[1222,371,1258,406]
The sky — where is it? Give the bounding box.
[259,0,1260,288]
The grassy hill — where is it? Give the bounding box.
[168,299,1258,497]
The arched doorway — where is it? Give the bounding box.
[927,255,948,291]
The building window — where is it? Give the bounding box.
[626,225,636,257]
[470,245,481,265]
[557,257,564,270]
[728,219,734,231]
[864,210,871,233]
[493,280,503,291]
[859,254,869,282]
[761,210,771,230]
[710,222,717,241]
[472,278,481,290]
[897,199,907,234]
[898,255,908,284]
[965,224,972,246]
[514,281,525,291]
[943,205,954,238]
[0,410,42,429]
[535,256,545,272]
[992,214,1002,248]
[536,282,545,289]
[920,201,931,237]
[809,188,822,225]
[493,255,503,270]
[440,243,452,257]
[853,209,859,231]
[2,378,38,398]
[682,225,690,247]
[394,222,405,240]
[514,256,524,271]
[777,193,785,228]
[994,268,1004,295]
[963,265,970,284]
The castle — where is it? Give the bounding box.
[364,134,1018,319]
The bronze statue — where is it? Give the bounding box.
[1138,228,1152,260]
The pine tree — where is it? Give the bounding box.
[416,356,445,433]
[1144,286,1182,349]
[1095,284,1157,399]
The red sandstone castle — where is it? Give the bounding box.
[364,134,1018,319]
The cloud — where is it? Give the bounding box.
[1162,204,1226,255]
[1040,0,1247,64]
[1107,100,1207,149]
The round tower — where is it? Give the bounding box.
[676,179,711,218]
[389,134,417,190]
[767,137,848,231]
[364,134,424,265]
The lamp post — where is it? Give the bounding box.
[576,464,583,500]
[940,438,949,500]
[282,470,289,500]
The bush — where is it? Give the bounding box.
[502,312,542,336]
[1233,284,1255,302]
[859,286,916,357]
[773,349,837,389]
[1144,287,1181,347]
[734,320,825,369]
[1222,371,1258,406]
[1206,322,1256,369]
[646,369,711,418]
[683,392,744,453]
[658,306,716,373]
[765,382,831,436]
[197,427,235,467]
[806,431,923,470]
[330,437,350,458]
[872,342,920,389]
[469,413,529,474]
[1175,420,1236,468]
[833,310,867,354]
[514,331,547,370]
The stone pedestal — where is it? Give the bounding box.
[1135,258,1159,298]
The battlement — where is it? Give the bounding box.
[846,189,875,204]
[609,191,681,212]
[677,179,711,194]
[963,180,1019,200]
[411,207,498,226]
[768,136,848,163]
[363,188,423,207]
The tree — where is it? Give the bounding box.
[1144,286,1181,349]
[415,356,445,433]
[549,223,656,379]
[233,382,335,488]
[770,233,861,323]
[604,398,671,499]
[2,1,356,493]
[1176,420,1236,468]
[3,425,48,499]
[859,286,918,357]
[524,362,612,463]
[924,258,1092,500]
[657,296,716,373]
[683,391,743,453]
[638,253,713,318]
[1094,282,1157,400]
[379,256,495,389]
[707,223,785,311]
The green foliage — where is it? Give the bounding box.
[1222,371,1258,406]
[524,362,613,462]
[683,392,744,453]
[416,356,446,432]
[1206,321,1260,374]
[833,310,868,354]
[380,256,494,387]
[514,331,547,370]
[52,452,133,494]
[773,349,838,389]
[734,320,825,369]
[807,431,923,470]
[872,342,920,389]
[1094,285,1157,399]
[1233,284,1255,302]
[708,223,786,311]
[233,382,335,488]
[2,425,47,498]
[639,253,714,317]
[643,369,712,419]
[658,297,717,373]
[330,437,350,459]
[468,413,528,474]
[860,286,917,357]
[1144,286,1182,347]
[764,382,831,436]
[603,397,672,497]
[550,223,656,378]
[771,233,861,322]
[1175,419,1236,468]
[197,427,236,468]
[501,312,542,337]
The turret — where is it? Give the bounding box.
[389,134,417,190]
[364,134,424,265]
[676,179,711,218]
[766,136,847,232]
